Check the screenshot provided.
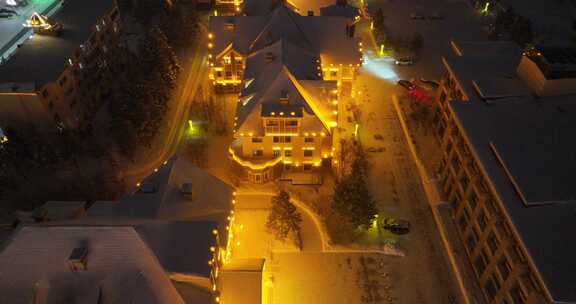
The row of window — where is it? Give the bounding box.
[251,136,314,143]
[252,149,314,158]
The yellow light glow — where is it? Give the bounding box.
[331,121,338,127]
[208,33,213,39]
[208,43,213,48]
[333,111,338,115]
[210,246,216,252]
[212,229,218,235]
[321,132,326,136]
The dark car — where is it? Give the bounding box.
[419,77,440,89]
[397,80,415,91]
[383,218,411,235]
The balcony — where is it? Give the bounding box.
[264,126,299,135]
[228,140,281,171]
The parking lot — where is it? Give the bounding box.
[364,0,487,80]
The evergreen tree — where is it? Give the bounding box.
[332,144,377,228]
[266,190,303,249]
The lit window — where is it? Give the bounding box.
[284,150,292,157]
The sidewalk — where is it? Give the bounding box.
[392,94,485,304]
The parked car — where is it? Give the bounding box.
[383,218,411,235]
[410,13,425,19]
[397,80,415,91]
[419,77,440,88]
[395,57,414,65]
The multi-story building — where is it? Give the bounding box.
[0,0,121,132]
[432,41,576,304]
[209,3,362,183]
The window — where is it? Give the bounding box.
[304,149,313,157]
[273,136,280,143]
[284,136,291,143]
[284,163,292,170]
[252,149,263,157]
[487,232,498,255]
[509,286,526,304]
[273,149,280,157]
[466,234,477,252]
[304,137,314,143]
[286,120,298,126]
[303,164,312,171]
[284,150,292,157]
[484,277,499,301]
[252,137,263,143]
[216,71,222,78]
[266,120,279,126]
[477,209,487,230]
[498,258,511,281]
[330,70,337,77]
[223,56,231,64]
[474,254,487,275]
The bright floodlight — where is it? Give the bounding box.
[24,12,53,30]
[361,52,399,83]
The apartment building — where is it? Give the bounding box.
[0,0,121,133]
[432,41,576,304]
[209,3,361,183]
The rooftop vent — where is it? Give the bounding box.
[279,90,289,105]
[265,52,276,63]
[180,183,195,200]
[68,247,88,272]
[224,19,235,31]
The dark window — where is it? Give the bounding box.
[252,137,263,143]
[267,120,279,126]
[498,258,511,280]
[273,136,280,143]
[286,120,298,126]
[216,71,222,77]
[487,232,498,255]
[284,150,292,157]
[284,136,291,143]
[466,234,477,252]
[331,70,337,77]
[252,149,263,157]
[484,278,498,301]
[284,164,292,171]
[509,286,525,304]
[304,150,313,157]
[474,254,487,275]
[273,150,280,157]
[477,209,487,230]
[303,164,312,171]
[304,137,314,143]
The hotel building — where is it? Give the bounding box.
[432,41,576,304]
[209,3,362,184]
[0,0,121,132]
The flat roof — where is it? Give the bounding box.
[0,0,114,87]
[445,41,576,302]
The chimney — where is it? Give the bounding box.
[265,52,276,63]
[307,10,314,16]
[279,90,289,105]
[180,182,195,200]
[68,246,89,272]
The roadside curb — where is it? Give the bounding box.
[392,94,472,304]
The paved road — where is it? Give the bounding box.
[121,36,209,187]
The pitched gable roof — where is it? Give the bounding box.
[236,66,332,134]
[248,4,316,54]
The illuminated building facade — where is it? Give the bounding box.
[432,41,576,304]
[0,0,120,131]
[209,4,361,183]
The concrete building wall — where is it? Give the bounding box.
[431,72,550,304]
